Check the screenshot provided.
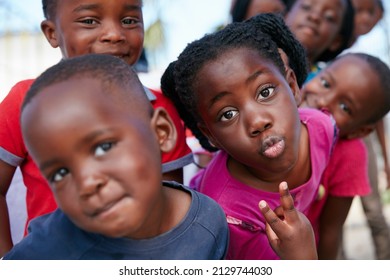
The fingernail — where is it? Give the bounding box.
[259,200,267,208]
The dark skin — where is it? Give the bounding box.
[0,163,15,255]
[301,55,387,259]
[259,181,318,259]
[285,0,346,66]
[0,0,184,257]
[21,76,191,239]
[195,48,310,192]
[40,0,184,183]
[192,48,320,259]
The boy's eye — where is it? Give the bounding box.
[51,168,69,183]
[220,109,238,122]
[81,18,97,25]
[94,142,114,157]
[339,103,351,114]
[257,86,275,101]
[122,18,137,25]
[320,77,330,88]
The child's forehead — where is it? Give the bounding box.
[331,55,369,71]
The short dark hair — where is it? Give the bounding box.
[42,0,57,19]
[23,54,147,111]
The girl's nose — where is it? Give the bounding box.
[246,106,272,137]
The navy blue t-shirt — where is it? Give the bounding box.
[4,181,228,260]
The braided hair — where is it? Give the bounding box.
[161,13,308,152]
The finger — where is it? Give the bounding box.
[279,181,299,222]
[259,200,287,236]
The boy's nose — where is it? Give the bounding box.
[100,22,126,43]
[76,171,107,198]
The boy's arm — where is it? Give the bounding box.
[259,182,318,260]
[0,160,17,257]
[375,119,390,189]
[317,195,353,259]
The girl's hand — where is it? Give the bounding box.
[258,181,318,260]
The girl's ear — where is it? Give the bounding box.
[41,20,59,48]
[285,67,302,106]
[197,122,220,149]
[151,108,177,153]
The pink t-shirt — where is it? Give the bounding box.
[190,108,336,259]
[306,138,371,241]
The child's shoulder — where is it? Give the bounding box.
[163,180,227,227]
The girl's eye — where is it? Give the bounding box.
[320,77,330,88]
[220,110,238,122]
[51,168,69,183]
[258,86,275,100]
[94,142,114,157]
[324,12,336,22]
[339,103,351,114]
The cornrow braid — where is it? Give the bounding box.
[162,13,307,152]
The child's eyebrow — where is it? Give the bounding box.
[73,3,142,13]
[73,4,100,13]
[207,69,267,110]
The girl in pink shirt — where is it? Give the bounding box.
[162,13,337,259]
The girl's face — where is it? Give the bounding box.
[41,0,144,66]
[285,0,346,64]
[195,48,302,176]
[22,77,165,239]
[352,0,382,37]
[245,0,286,19]
[301,55,380,138]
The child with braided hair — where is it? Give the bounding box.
[162,13,337,260]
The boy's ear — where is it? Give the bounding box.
[344,124,375,140]
[285,67,302,105]
[197,122,220,149]
[151,107,177,153]
[41,20,59,48]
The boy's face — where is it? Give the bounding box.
[41,0,144,66]
[21,77,168,239]
[301,55,380,138]
[285,0,346,63]
[195,48,302,176]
